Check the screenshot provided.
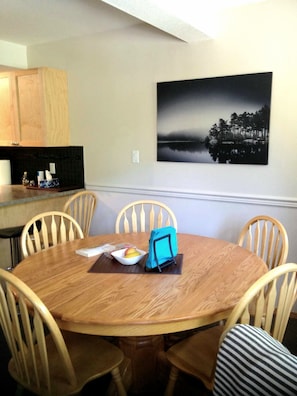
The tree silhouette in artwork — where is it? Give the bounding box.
[205,105,270,164]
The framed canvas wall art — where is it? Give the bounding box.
[157,72,272,165]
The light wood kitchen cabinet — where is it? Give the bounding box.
[0,67,70,146]
[0,72,16,146]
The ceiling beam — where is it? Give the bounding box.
[100,0,211,42]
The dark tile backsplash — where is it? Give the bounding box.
[0,146,84,188]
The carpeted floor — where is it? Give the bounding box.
[1,317,297,395]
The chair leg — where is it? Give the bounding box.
[8,236,21,269]
[110,367,127,396]
[5,237,14,271]
[164,366,179,396]
[12,236,21,266]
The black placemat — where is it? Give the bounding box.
[88,253,183,274]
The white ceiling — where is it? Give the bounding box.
[0,0,266,46]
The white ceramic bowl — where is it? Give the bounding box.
[111,248,146,265]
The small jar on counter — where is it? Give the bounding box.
[22,172,29,186]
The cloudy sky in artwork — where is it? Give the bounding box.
[157,72,272,138]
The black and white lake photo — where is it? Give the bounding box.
[157,72,272,165]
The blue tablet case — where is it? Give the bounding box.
[145,226,178,272]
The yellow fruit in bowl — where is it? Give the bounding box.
[124,247,141,258]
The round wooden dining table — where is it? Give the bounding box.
[13,232,267,393]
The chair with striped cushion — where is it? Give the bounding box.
[164,263,297,395]
[213,324,297,395]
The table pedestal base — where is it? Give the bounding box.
[118,335,165,394]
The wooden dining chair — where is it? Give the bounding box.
[63,190,97,237]
[115,200,177,233]
[20,211,84,258]
[237,214,289,269]
[0,268,127,396]
[164,263,297,395]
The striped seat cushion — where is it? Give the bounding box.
[213,324,297,396]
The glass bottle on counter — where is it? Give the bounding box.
[22,172,29,186]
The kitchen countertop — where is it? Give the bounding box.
[0,185,84,208]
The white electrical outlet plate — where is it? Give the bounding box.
[49,163,56,174]
[132,150,139,163]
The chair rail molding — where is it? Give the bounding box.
[87,184,297,209]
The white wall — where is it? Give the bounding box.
[0,40,27,69]
[22,0,297,269]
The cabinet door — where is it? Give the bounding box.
[16,71,44,146]
[0,68,69,147]
[0,73,18,145]
[41,68,69,146]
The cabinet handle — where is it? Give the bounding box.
[11,142,20,146]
